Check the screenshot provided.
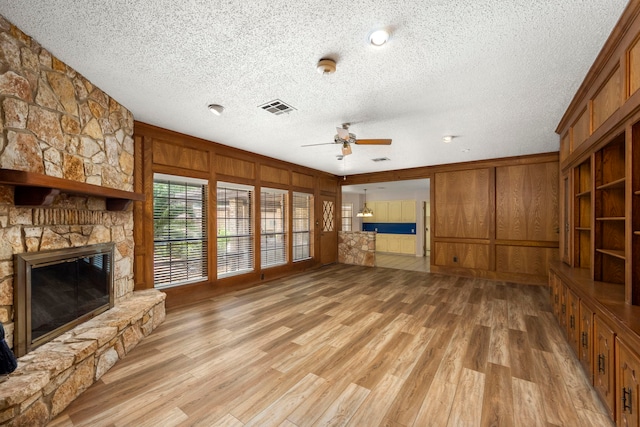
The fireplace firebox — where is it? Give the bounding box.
[14,243,115,357]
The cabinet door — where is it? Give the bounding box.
[550,273,561,321]
[559,283,568,333]
[377,201,386,223]
[579,300,594,382]
[376,234,388,252]
[594,314,616,419]
[388,201,402,222]
[566,289,580,355]
[387,236,401,253]
[400,235,416,255]
[617,337,640,427]
[401,200,416,222]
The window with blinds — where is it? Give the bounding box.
[261,188,287,268]
[342,203,353,231]
[217,182,254,278]
[153,174,208,289]
[292,192,313,261]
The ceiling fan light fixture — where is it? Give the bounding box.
[208,104,225,115]
[369,29,389,46]
[342,142,352,156]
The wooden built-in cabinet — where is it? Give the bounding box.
[549,266,640,424]
[375,233,416,255]
[551,4,640,423]
[579,300,594,383]
[594,134,626,286]
[617,337,640,427]
[362,200,416,223]
[363,200,417,255]
[594,313,616,419]
[566,288,580,354]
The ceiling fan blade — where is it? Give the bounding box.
[301,142,337,147]
[354,139,392,145]
[336,127,350,140]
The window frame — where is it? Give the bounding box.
[292,192,313,262]
[152,173,208,289]
[216,181,255,279]
[260,187,288,268]
[342,203,353,231]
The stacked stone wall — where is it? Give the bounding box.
[0,14,137,349]
[0,15,165,427]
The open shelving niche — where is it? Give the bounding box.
[574,159,592,269]
[593,133,626,287]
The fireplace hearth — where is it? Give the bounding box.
[14,243,115,357]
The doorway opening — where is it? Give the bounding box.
[341,179,430,273]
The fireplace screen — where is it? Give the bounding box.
[14,243,115,357]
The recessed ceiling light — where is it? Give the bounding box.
[369,29,389,47]
[442,135,453,143]
[208,104,224,115]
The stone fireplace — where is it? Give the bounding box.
[0,15,165,426]
[14,243,115,357]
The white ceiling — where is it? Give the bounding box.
[0,1,628,176]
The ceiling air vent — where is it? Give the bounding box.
[258,99,296,115]
[371,157,390,162]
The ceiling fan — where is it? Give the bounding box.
[302,123,391,156]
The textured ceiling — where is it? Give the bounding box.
[0,1,629,176]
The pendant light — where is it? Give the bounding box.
[356,189,374,217]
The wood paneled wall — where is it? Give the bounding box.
[343,152,559,284]
[557,0,640,167]
[433,160,558,283]
[434,168,490,239]
[133,122,338,308]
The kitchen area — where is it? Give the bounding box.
[341,179,430,271]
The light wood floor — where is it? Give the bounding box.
[376,253,430,273]
[49,264,612,427]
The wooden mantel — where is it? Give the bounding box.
[0,169,145,211]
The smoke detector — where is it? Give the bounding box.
[317,58,336,74]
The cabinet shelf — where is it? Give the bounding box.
[596,248,626,260]
[596,217,626,221]
[635,231,640,236]
[575,227,591,231]
[0,168,144,211]
[635,190,640,195]
[576,190,592,198]
[596,177,626,190]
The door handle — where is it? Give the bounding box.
[598,354,606,374]
[623,387,633,413]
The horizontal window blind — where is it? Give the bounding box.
[153,175,208,288]
[292,192,312,261]
[217,183,254,278]
[261,188,287,268]
[342,203,353,231]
